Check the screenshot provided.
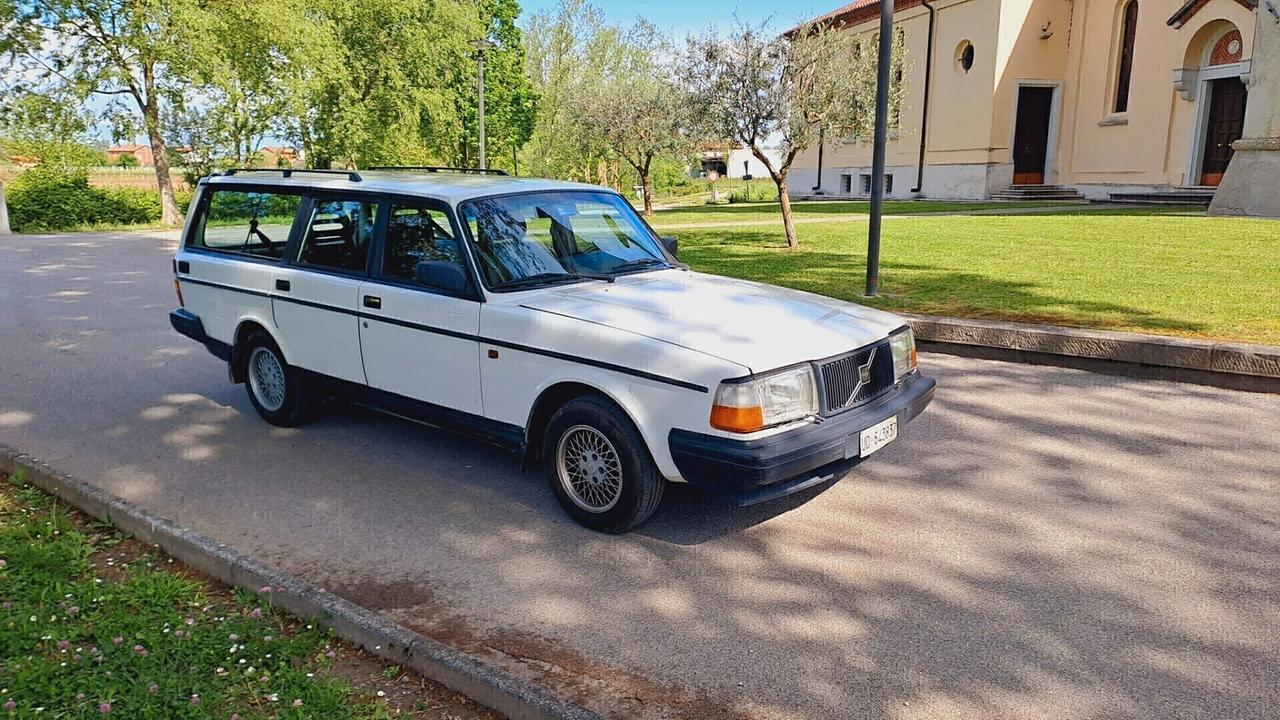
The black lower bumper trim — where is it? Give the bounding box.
[669,373,936,505]
[170,308,233,362]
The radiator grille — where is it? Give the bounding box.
[818,342,894,415]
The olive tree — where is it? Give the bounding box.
[685,21,904,248]
[575,21,691,216]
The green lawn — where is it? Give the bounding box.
[671,207,1280,345]
[648,199,1093,227]
[0,473,493,719]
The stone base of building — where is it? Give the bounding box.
[789,163,1014,201]
[1208,139,1280,218]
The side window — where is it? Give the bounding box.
[189,190,301,259]
[295,197,378,274]
[382,204,471,294]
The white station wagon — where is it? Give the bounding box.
[170,168,935,532]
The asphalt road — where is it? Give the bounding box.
[2,229,1278,720]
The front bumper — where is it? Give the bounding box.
[668,372,936,506]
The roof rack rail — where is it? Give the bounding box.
[221,168,364,182]
[367,166,509,176]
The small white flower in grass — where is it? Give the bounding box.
[267,693,278,702]
[292,699,303,707]
[229,634,239,641]
[376,690,385,697]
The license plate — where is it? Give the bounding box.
[859,416,898,457]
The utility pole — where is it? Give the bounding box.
[470,38,496,170]
[865,0,894,297]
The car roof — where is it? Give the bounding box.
[201,170,610,205]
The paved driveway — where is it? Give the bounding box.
[2,230,1278,720]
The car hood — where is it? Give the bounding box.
[519,270,908,373]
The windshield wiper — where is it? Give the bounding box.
[607,258,669,275]
[491,272,584,291]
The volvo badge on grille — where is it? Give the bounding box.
[845,348,876,407]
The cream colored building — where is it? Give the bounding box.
[790,0,1259,200]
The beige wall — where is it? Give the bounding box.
[789,0,1257,197]
[1057,0,1256,189]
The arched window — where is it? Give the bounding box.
[1114,0,1138,113]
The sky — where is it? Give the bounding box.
[517,0,837,38]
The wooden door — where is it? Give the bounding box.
[1013,86,1054,185]
[1200,77,1247,186]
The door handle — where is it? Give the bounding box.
[275,279,290,292]
[363,295,382,309]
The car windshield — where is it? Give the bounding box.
[461,191,670,290]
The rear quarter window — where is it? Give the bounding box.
[188,189,302,260]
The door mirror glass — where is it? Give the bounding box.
[660,236,679,259]
[414,260,470,293]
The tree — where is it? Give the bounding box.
[451,0,537,170]
[685,21,904,248]
[522,0,613,180]
[575,20,691,216]
[1,0,199,225]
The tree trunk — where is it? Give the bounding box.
[776,176,798,249]
[0,180,11,234]
[641,172,654,216]
[139,66,181,226]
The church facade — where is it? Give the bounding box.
[789,0,1259,200]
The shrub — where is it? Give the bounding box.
[6,167,192,231]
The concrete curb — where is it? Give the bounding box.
[906,314,1280,393]
[0,444,600,720]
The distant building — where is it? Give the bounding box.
[789,0,1259,201]
[697,142,783,179]
[106,144,153,167]
[259,146,301,168]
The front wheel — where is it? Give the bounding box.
[542,396,665,533]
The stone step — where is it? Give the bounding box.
[1108,191,1214,205]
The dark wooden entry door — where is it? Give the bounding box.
[1013,86,1054,185]
[1200,77,1248,186]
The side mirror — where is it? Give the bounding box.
[660,236,679,259]
[414,260,469,294]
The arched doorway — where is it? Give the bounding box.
[1179,22,1250,186]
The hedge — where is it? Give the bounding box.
[5,167,193,232]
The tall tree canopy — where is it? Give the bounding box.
[1,0,203,224]
[685,22,906,247]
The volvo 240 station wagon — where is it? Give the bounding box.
[169,168,936,532]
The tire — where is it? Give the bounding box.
[241,330,313,427]
[542,395,665,533]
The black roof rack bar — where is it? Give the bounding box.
[221,168,364,182]
[367,166,509,176]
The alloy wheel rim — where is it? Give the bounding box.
[248,347,287,412]
[556,425,623,512]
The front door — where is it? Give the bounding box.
[1200,77,1248,186]
[358,201,483,415]
[1013,86,1054,185]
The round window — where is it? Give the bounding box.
[955,40,975,73]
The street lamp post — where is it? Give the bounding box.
[469,37,496,170]
[865,0,894,297]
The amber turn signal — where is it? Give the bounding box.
[709,404,765,433]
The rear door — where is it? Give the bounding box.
[358,201,483,414]
[271,195,378,384]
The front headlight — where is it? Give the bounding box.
[889,327,918,382]
[710,365,818,433]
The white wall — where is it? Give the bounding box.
[727,147,781,178]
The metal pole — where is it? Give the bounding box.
[477,49,487,170]
[865,0,894,297]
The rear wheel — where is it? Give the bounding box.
[242,330,312,427]
[543,396,664,533]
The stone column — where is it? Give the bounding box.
[1210,8,1280,217]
